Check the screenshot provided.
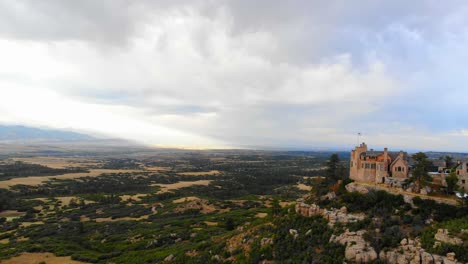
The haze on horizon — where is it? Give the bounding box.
[0,1,467,151]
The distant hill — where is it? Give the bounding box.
[0,125,94,142]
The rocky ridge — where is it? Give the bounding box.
[295,199,365,226]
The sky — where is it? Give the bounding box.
[0,0,467,151]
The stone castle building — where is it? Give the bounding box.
[350,143,409,186]
[455,160,468,191]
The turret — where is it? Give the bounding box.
[350,142,368,181]
[383,148,388,170]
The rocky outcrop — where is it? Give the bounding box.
[331,231,463,264]
[434,229,463,246]
[164,254,175,262]
[345,182,371,194]
[295,199,365,226]
[320,191,337,200]
[403,195,414,206]
[260,237,273,246]
[289,229,299,240]
[379,238,462,264]
[330,229,377,263]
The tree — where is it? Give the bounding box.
[325,154,347,183]
[271,198,281,216]
[411,152,432,192]
[310,176,328,201]
[444,156,454,169]
[445,169,459,194]
[225,218,235,231]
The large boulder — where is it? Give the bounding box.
[434,229,463,245]
[345,182,370,194]
[331,229,377,263]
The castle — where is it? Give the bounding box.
[455,161,468,191]
[350,142,468,191]
[349,143,409,186]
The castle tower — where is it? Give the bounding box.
[375,147,389,183]
[350,142,367,181]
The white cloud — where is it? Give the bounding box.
[0,1,467,151]
[0,81,226,148]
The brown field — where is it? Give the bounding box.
[0,210,25,218]
[56,196,76,207]
[12,157,102,169]
[174,198,220,214]
[50,196,95,207]
[177,170,220,176]
[172,196,201,203]
[154,180,212,193]
[279,201,295,208]
[120,193,148,202]
[0,252,88,264]
[255,212,268,218]
[145,166,171,171]
[204,221,218,226]
[31,198,49,202]
[20,221,44,228]
[296,183,312,191]
[94,215,149,222]
[0,210,25,221]
[0,169,143,189]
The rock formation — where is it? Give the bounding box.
[331,232,463,264]
[434,229,463,246]
[379,238,462,264]
[295,199,365,226]
[330,229,377,263]
[345,182,370,194]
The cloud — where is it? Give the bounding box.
[0,1,467,151]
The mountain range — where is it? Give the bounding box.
[0,125,94,142]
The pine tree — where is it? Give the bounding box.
[325,154,346,183]
[445,169,459,194]
[411,152,432,192]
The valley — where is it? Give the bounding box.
[0,150,466,263]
